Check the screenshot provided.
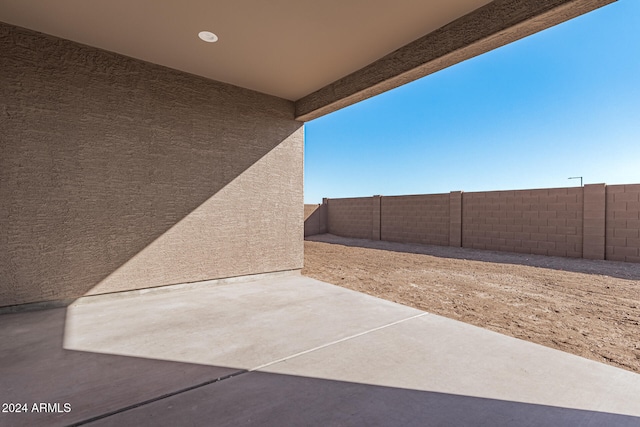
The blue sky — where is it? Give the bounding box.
[304,0,640,204]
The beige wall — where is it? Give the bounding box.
[606,184,640,262]
[304,204,327,237]
[381,194,450,246]
[0,23,304,307]
[463,188,583,258]
[327,198,374,239]
[320,184,640,263]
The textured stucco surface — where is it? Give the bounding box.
[0,23,304,307]
[295,0,616,120]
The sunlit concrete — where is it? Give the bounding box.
[261,313,640,416]
[2,274,640,426]
[63,273,423,368]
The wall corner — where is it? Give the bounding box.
[320,198,328,234]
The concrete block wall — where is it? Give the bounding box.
[372,195,382,241]
[583,184,606,259]
[449,191,463,247]
[606,184,640,262]
[381,194,450,246]
[326,197,375,239]
[463,187,583,258]
[318,183,640,263]
[304,203,327,237]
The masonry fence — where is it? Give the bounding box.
[304,184,640,263]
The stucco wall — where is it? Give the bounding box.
[0,23,304,307]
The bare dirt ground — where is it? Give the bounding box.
[302,234,640,374]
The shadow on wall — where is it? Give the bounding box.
[304,203,327,237]
[305,234,640,281]
[3,307,640,426]
[0,23,303,307]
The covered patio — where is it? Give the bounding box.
[2,1,636,425]
[3,273,640,426]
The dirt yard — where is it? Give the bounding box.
[302,234,640,374]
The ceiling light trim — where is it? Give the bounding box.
[198,31,218,43]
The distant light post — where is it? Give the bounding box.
[568,176,583,187]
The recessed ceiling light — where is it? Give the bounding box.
[198,31,218,43]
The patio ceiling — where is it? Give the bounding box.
[0,0,615,120]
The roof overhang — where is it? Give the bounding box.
[0,0,616,121]
[295,0,617,121]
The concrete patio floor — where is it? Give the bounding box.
[2,272,640,426]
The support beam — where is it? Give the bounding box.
[295,0,615,121]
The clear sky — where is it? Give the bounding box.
[304,0,640,204]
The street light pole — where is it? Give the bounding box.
[568,176,583,187]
